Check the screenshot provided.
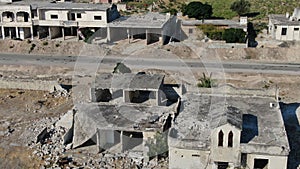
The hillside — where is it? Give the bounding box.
[181,0,300,19]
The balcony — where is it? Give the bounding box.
[61,21,78,27]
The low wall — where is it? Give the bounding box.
[0,78,65,92]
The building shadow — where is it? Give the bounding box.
[280,102,300,169]
[241,114,258,143]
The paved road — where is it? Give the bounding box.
[0,53,300,75]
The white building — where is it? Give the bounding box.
[269,8,300,41]
[0,0,120,40]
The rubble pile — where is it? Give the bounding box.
[28,124,167,169]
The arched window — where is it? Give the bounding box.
[228,131,233,147]
[218,130,224,147]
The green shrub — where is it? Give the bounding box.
[222,28,246,43]
[42,41,48,46]
[197,73,215,88]
[198,24,224,40]
[29,44,36,53]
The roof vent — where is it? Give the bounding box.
[286,12,290,18]
[270,102,275,108]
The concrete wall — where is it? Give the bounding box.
[0,79,64,92]
[169,147,210,169]
[42,10,69,21]
[210,124,241,166]
[246,154,288,169]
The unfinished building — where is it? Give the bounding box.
[62,73,181,161]
[107,12,181,45]
[0,4,34,40]
[168,86,290,169]
[36,2,119,40]
[0,0,120,40]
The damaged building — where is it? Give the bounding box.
[168,86,290,169]
[62,73,182,161]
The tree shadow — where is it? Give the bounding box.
[280,102,300,169]
[242,12,260,18]
[247,22,258,47]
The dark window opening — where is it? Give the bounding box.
[217,162,229,169]
[241,153,247,167]
[192,154,200,157]
[129,90,155,103]
[294,28,299,31]
[70,13,75,21]
[254,158,269,169]
[50,15,58,19]
[281,28,287,35]
[228,131,233,147]
[91,88,112,102]
[94,16,102,20]
[189,28,193,34]
[218,130,224,147]
[122,131,143,151]
[77,13,82,18]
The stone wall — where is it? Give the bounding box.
[0,78,65,92]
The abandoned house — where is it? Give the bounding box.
[0,0,120,40]
[180,17,247,41]
[269,8,300,41]
[0,4,34,40]
[168,86,290,169]
[107,12,181,45]
[62,73,182,161]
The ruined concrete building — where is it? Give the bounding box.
[269,8,300,41]
[168,86,290,169]
[62,73,182,161]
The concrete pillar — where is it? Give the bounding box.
[15,27,19,38]
[0,12,3,23]
[48,27,51,40]
[9,28,11,39]
[30,26,33,40]
[62,27,65,40]
[120,131,124,152]
[1,26,4,40]
[106,26,111,42]
[156,90,161,106]
[14,12,17,22]
[123,90,131,103]
[127,28,130,43]
[96,128,101,153]
[146,29,149,45]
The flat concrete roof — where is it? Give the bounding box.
[94,73,164,91]
[182,19,246,29]
[7,0,111,10]
[169,93,289,156]
[269,14,300,26]
[108,12,170,28]
[75,103,173,131]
